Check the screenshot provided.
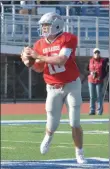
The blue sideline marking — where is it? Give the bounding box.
[1,158,109,169]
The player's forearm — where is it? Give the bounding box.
[30,49,67,65]
[37,55,67,65]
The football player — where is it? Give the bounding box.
[21,12,87,164]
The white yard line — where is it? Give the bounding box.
[1,118,109,125]
[1,139,108,147]
[56,130,109,134]
[1,157,109,162]
[1,130,108,145]
[1,146,15,150]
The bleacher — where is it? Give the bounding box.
[1,3,109,51]
[0,1,109,102]
[0,1,109,16]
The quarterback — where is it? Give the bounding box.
[21,12,87,164]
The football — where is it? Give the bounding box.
[28,57,35,67]
[23,57,35,67]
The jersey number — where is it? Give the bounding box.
[48,64,66,74]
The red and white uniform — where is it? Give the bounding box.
[33,32,80,85]
[33,32,82,131]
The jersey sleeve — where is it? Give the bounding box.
[62,34,77,53]
[59,48,72,58]
[60,33,77,59]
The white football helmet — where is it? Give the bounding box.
[38,12,64,37]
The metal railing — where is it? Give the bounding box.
[0,3,109,102]
[1,14,109,50]
[1,3,109,16]
[1,4,109,50]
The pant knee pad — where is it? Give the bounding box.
[69,106,80,127]
[46,114,60,132]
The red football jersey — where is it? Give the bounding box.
[33,32,80,85]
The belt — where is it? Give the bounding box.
[50,84,64,89]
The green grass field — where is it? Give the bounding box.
[1,114,109,161]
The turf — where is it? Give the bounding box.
[1,114,109,160]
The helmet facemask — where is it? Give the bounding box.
[39,24,53,37]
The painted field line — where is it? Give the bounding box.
[1,144,108,150]
[1,157,109,162]
[1,146,15,150]
[1,139,108,147]
[56,130,109,134]
[1,118,109,125]
[1,158,109,169]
